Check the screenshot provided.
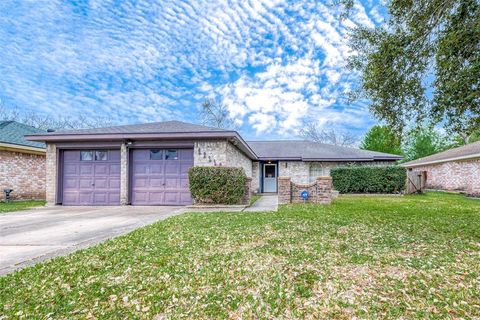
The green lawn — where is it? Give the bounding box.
[0,200,45,213]
[1,193,480,319]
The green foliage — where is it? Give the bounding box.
[402,126,452,161]
[0,200,45,213]
[331,166,406,193]
[347,0,480,137]
[361,125,403,155]
[188,166,247,204]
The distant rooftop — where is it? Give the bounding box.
[34,120,229,135]
[403,141,480,167]
[247,140,403,161]
[0,121,45,149]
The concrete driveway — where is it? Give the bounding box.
[0,205,184,276]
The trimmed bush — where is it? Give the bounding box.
[331,166,406,194]
[188,166,247,204]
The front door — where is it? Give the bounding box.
[263,163,277,193]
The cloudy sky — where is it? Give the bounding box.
[0,0,386,140]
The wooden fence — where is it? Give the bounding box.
[406,170,427,194]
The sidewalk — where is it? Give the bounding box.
[243,195,278,212]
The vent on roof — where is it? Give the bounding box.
[47,128,56,132]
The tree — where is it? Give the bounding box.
[299,121,358,147]
[343,0,480,138]
[200,99,238,130]
[361,125,403,155]
[402,126,451,161]
[0,102,113,130]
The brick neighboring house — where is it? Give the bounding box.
[26,120,402,206]
[402,141,480,195]
[0,121,46,200]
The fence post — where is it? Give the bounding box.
[316,177,333,204]
[278,177,292,204]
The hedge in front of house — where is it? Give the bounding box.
[331,166,406,194]
[188,166,247,204]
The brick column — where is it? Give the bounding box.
[278,177,292,204]
[45,143,57,205]
[243,178,252,205]
[120,143,129,205]
[316,176,332,204]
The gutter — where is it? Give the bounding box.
[0,142,46,155]
[402,153,480,167]
[25,130,258,160]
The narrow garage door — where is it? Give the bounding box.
[62,150,121,205]
[130,149,193,205]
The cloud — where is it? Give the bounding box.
[0,0,383,138]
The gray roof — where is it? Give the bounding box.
[247,140,403,161]
[40,120,228,135]
[0,121,45,149]
[403,140,480,167]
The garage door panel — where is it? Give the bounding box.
[110,164,121,175]
[93,178,108,189]
[79,178,93,189]
[150,164,163,174]
[133,164,148,174]
[62,149,120,205]
[64,178,79,189]
[150,178,163,187]
[165,178,179,188]
[130,148,193,205]
[64,164,78,175]
[63,150,79,161]
[109,178,121,189]
[165,163,180,174]
[80,164,93,175]
[94,164,109,175]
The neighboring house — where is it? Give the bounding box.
[26,120,402,206]
[0,121,46,200]
[403,141,480,195]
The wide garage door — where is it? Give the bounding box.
[62,150,121,205]
[130,148,193,205]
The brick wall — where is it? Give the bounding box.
[0,150,46,200]
[278,160,393,184]
[412,158,480,195]
[278,176,333,205]
[193,140,253,178]
[45,143,57,204]
[251,161,260,192]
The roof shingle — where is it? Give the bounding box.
[247,140,403,161]
[0,121,45,149]
[402,141,480,167]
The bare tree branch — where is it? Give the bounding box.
[0,102,113,130]
[200,99,238,130]
[298,121,358,147]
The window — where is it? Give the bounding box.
[309,163,331,182]
[150,149,163,160]
[95,151,108,161]
[80,151,93,161]
[165,149,178,160]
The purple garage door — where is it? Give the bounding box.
[62,150,121,205]
[130,148,193,205]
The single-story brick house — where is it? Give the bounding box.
[26,120,402,206]
[0,121,46,200]
[402,141,480,195]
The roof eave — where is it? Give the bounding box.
[402,153,480,167]
[0,142,46,154]
[25,131,258,160]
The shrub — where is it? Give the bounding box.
[188,166,247,204]
[331,166,406,194]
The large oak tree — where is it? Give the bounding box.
[344,0,479,139]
